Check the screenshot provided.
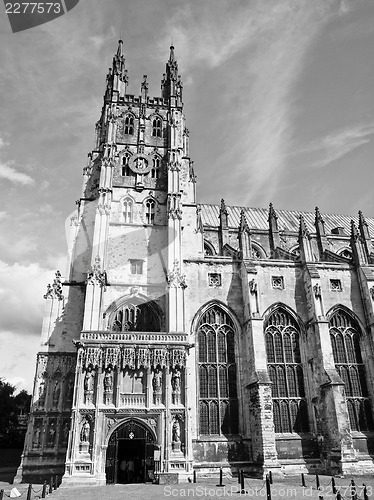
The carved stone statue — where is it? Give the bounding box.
[80,420,90,443]
[52,381,60,407]
[172,419,180,442]
[171,369,181,405]
[84,367,95,404]
[104,367,113,393]
[38,378,46,407]
[103,367,114,405]
[47,421,56,447]
[33,423,42,448]
[152,368,163,405]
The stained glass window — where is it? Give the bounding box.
[265,308,309,433]
[329,310,373,431]
[197,305,239,435]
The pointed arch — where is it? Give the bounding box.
[264,304,309,433]
[143,197,156,225]
[124,113,135,135]
[105,295,163,332]
[204,240,216,257]
[327,306,373,431]
[194,301,240,436]
[151,115,163,138]
[121,195,134,223]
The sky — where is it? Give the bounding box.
[1,0,374,392]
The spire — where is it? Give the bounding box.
[350,219,367,265]
[219,199,228,228]
[161,45,183,105]
[106,40,128,99]
[238,209,251,260]
[298,214,313,262]
[141,74,148,100]
[315,207,328,259]
[218,199,229,253]
[268,202,280,257]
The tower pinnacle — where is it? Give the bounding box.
[161,45,183,105]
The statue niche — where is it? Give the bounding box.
[110,301,161,332]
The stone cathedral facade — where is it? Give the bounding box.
[16,42,374,485]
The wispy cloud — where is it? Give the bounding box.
[294,123,374,169]
[0,162,34,185]
[158,0,348,205]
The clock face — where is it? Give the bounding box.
[128,153,152,174]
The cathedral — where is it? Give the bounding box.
[15,41,374,485]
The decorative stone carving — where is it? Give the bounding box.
[137,348,150,369]
[170,349,187,368]
[37,378,46,408]
[249,279,257,294]
[171,368,181,405]
[370,286,374,300]
[152,368,163,405]
[313,283,322,299]
[43,271,63,300]
[166,260,187,289]
[86,255,107,290]
[104,347,121,368]
[32,419,43,448]
[84,347,102,368]
[123,347,136,370]
[150,348,168,368]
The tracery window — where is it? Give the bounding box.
[329,310,373,431]
[197,305,239,435]
[151,157,160,179]
[110,302,160,332]
[123,198,133,223]
[121,155,132,177]
[152,117,162,138]
[145,199,155,224]
[265,308,309,433]
[124,115,134,135]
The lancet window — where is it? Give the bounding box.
[122,197,133,223]
[152,117,162,138]
[265,308,309,433]
[121,155,132,176]
[124,115,134,135]
[151,157,160,179]
[329,309,373,431]
[145,199,155,224]
[197,305,239,435]
[110,302,160,332]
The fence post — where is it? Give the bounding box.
[193,470,196,483]
[316,474,320,490]
[54,475,58,490]
[331,477,336,494]
[42,481,47,498]
[217,467,224,487]
[26,484,32,500]
[240,470,245,495]
[269,470,273,484]
[266,474,272,500]
[351,479,357,500]
[0,490,4,500]
[301,473,306,487]
[49,477,53,494]
[363,484,369,500]
[238,470,241,484]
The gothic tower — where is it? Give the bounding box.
[16,41,199,485]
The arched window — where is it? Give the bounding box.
[329,309,373,431]
[337,248,352,260]
[204,241,215,257]
[145,199,155,224]
[110,302,160,332]
[122,198,133,223]
[124,115,134,135]
[150,157,160,179]
[152,117,162,138]
[265,308,309,433]
[121,155,133,177]
[197,305,239,435]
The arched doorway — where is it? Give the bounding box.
[105,419,157,484]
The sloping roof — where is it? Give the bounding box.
[198,204,374,235]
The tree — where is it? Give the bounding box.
[0,379,31,448]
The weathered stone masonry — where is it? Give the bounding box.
[15,42,374,484]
